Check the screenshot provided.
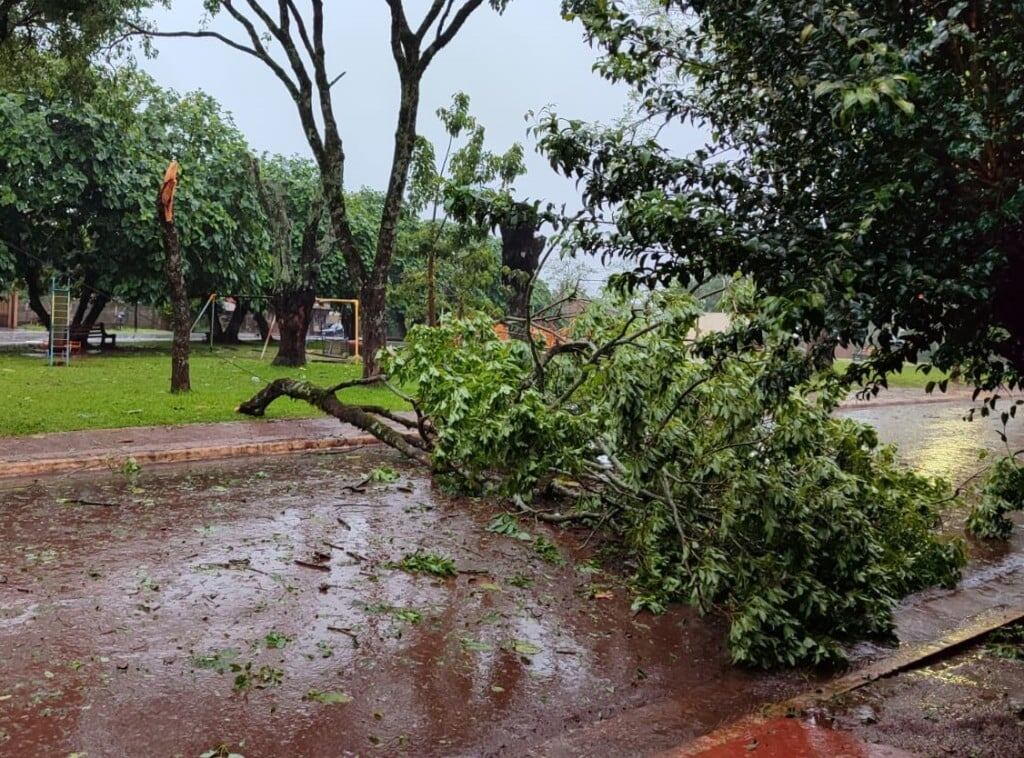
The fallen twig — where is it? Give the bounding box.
[327,625,360,647]
[294,559,331,572]
[64,498,118,507]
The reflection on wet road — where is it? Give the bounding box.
[0,398,1021,756]
[841,399,1024,484]
[0,449,808,757]
[843,398,1024,651]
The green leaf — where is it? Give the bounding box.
[894,98,915,115]
[304,689,353,705]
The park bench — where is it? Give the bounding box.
[70,323,117,351]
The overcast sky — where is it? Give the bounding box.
[137,1,705,288]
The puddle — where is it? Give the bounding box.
[0,450,806,756]
[1,401,1021,755]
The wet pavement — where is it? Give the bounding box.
[826,636,1024,758]
[1,398,1022,756]
[0,449,811,757]
[842,400,1024,651]
[713,400,1024,758]
[839,397,1024,485]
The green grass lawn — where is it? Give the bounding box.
[0,346,405,437]
[833,358,952,390]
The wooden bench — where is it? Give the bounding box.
[70,322,117,350]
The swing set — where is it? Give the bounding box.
[258,297,360,361]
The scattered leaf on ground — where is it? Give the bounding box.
[305,689,353,705]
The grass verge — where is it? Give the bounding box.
[833,359,952,390]
[0,345,405,437]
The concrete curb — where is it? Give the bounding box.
[837,393,975,411]
[0,434,382,480]
[667,604,1024,756]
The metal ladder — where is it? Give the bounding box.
[49,278,71,366]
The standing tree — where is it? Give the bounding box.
[447,188,550,340]
[407,91,525,326]
[546,0,1024,395]
[0,70,267,338]
[140,0,512,376]
[0,0,156,75]
[158,160,189,393]
[251,155,325,367]
[498,202,545,336]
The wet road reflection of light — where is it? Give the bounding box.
[841,401,1024,484]
[841,399,1024,651]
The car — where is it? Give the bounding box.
[322,323,347,338]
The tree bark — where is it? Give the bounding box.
[500,211,545,341]
[81,292,109,330]
[273,288,315,367]
[221,298,250,343]
[426,245,437,327]
[158,161,190,393]
[237,377,430,464]
[253,308,272,342]
[210,298,249,345]
[360,278,388,375]
[23,264,50,330]
[72,291,111,349]
[70,283,94,330]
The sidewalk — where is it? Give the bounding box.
[0,417,380,479]
[837,386,978,411]
[0,388,975,480]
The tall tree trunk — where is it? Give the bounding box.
[253,308,272,342]
[158,161,190,393]
[273,288,315,367]
[500,210,545,341]
[360,278,388,376]
[994,231,1024,374]
[426,246,437,327]
[220,298,250,344]
[22,264,50,330]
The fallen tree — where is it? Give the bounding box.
[239,287,966,667]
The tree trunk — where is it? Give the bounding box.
[273,288,315,367]
[70,286,93,330]
[994,232,1024,375]
[426,246,437,327]
[158,161,190,393]
[73,292,110,349]
[81,293,109,330]
[220,298,250,344]
[238,377,430,465]
[360,278,388,377]
[253,309,272,342]
[23,266,50,330]
[500,212,545,341]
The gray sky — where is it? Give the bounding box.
[142,2,625,204]
[138,1,705,288]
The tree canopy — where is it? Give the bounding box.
[544,0,1024,394]
[144,0,515,376]
[0,0,158,88]
[0,68,266,327]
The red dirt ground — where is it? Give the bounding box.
[0,449,811,757]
